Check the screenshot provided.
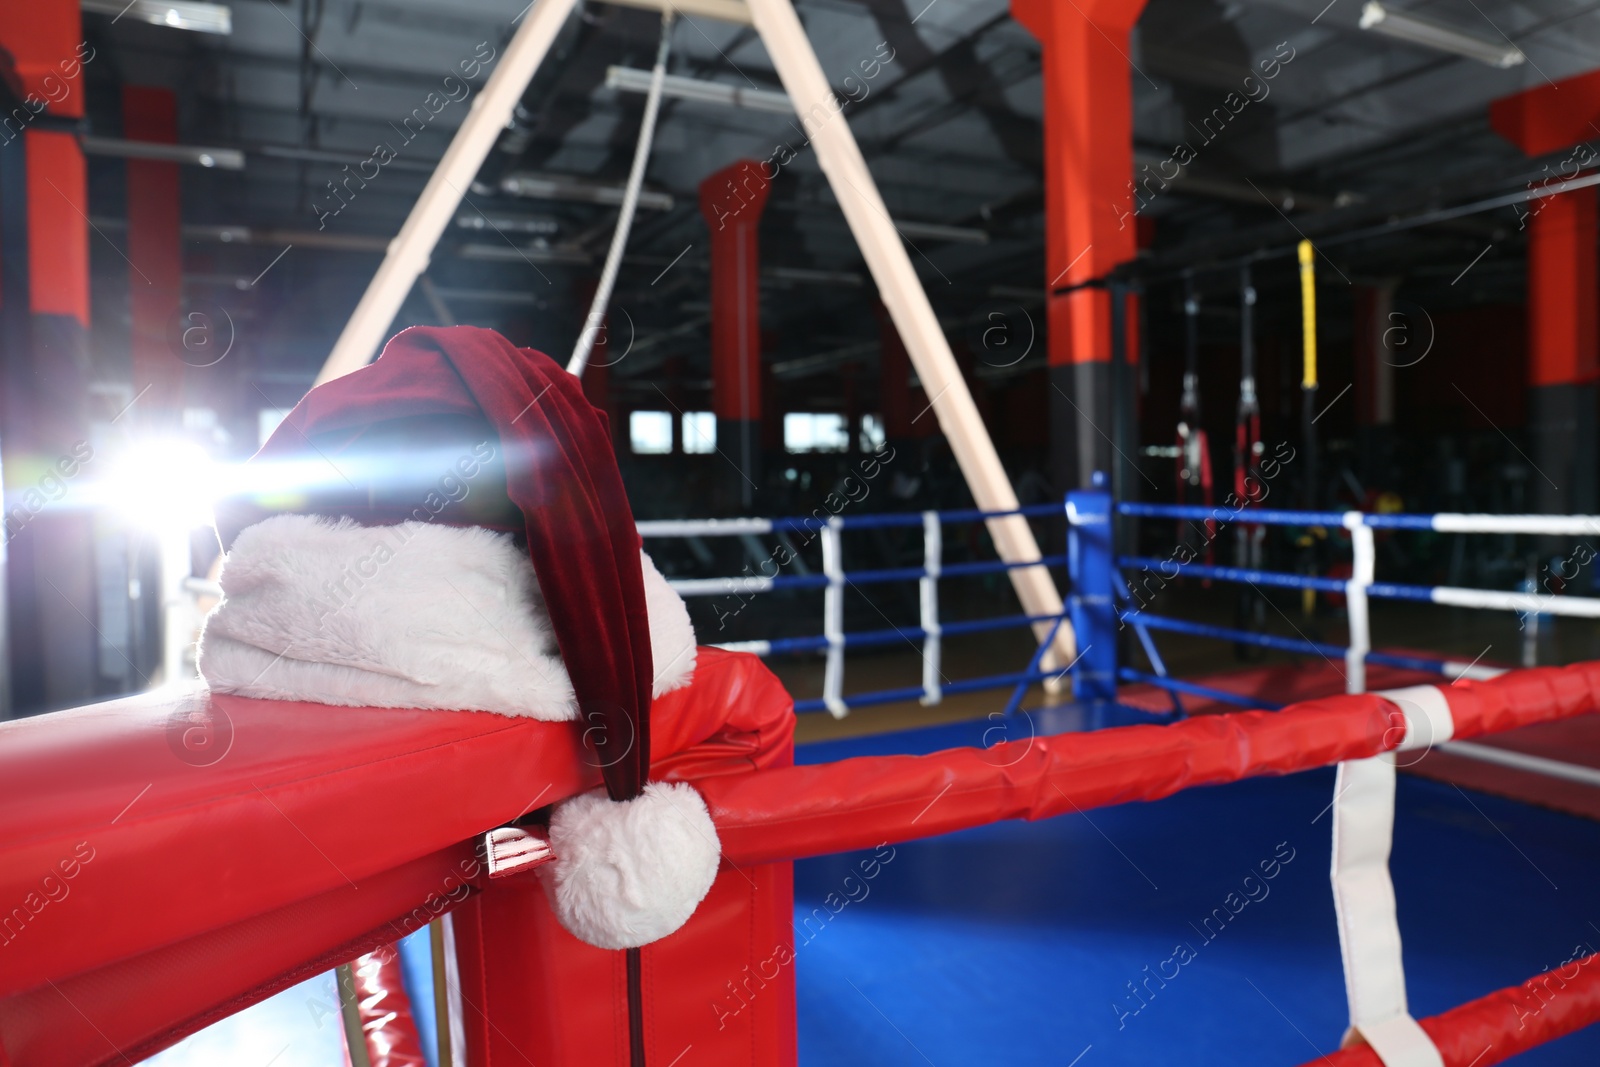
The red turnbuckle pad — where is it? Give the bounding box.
[480,825,556,879]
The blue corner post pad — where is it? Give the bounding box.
[1067,475,1117,702]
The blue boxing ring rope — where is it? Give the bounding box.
[638,486,1600,717]
[637,503,1078,717]
[1113,495,1600,709]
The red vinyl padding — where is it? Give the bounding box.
[6,655,1599,1067]
[1300,951,1600,1066]
[353,944,428,1067]
[704,661,1600,867]
[705,694,1401,866]
[0,648,792,1067]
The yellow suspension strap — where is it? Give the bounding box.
[1298,240,1320,616]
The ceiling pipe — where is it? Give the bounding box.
[82,136,244,169]
[605,65,792,113]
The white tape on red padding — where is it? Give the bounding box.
[1328,684,1458,1067]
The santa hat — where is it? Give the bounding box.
[214,325,718,949]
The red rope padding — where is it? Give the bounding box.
[1298,951,1600,1066]
[705,661,1600,868]
[705,694,1398,866]
[1444,661,1600,737]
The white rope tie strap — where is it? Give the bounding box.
[1344,512,1374,696]
[920,510,943,706]
[1328,684,1454,1067]
[821,517,847,718]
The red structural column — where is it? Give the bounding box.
[1013,0,1147,491]
[1491,75,1600,516]
[0,0,98,715]
[1526,189,1598,515]
[699,159,770,509]
[124,86,183,423]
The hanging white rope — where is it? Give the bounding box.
[568,11,674,376]
[314,0,581,386]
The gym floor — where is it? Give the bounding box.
[793,708,1600,1066]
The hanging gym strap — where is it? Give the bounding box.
[1235,264,1261,505]
[1176,271,1214,560]
[1299,239,1320,508]
[568,10,674,377]
[1234,265,1266,648]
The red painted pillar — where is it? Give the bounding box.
[1526,189,1598,514]
[1013,0,1147,491]
[0,3,98,715]
[124,86,184,424]
[1491,75,1600,515]
[698,159,770,510]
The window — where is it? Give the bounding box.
[681,412,716,454]
[629,411,674,454]
[783,413,850,454]
[859,413,886,452]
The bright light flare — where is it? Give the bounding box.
[104,440,224,532]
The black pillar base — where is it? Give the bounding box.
[1049,361,1114,493]
[716,417,762,513]
[1529,382,1598,517]
[1356,424,1397,494]
[6,312,95,715]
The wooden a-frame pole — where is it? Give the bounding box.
[311,0,1075,661]
[742,0,1073,662]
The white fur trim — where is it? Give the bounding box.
[197,514,695,718]
[642,550,696,696]
[539,781,721,949]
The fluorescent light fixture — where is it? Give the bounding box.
[455,213,560,236]
[457,241,593,265]
[81,136,245,170]
[1359,2,1524,68]
[82,0,232,35]
[606,65,794,114]
[894,219,989,245]
[500,172,674,211]
[603,0,752,25]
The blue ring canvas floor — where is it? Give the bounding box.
[794,711,1600,1066]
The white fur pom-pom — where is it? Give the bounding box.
[539,781,721,950]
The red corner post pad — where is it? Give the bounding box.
[704,661,1600,868]
[0,647,793,1067]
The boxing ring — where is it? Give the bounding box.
[637,501,1072,717]
[4,494,1600,1066]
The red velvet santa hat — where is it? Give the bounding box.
[215,326,723,956]
[238,325,653,799]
